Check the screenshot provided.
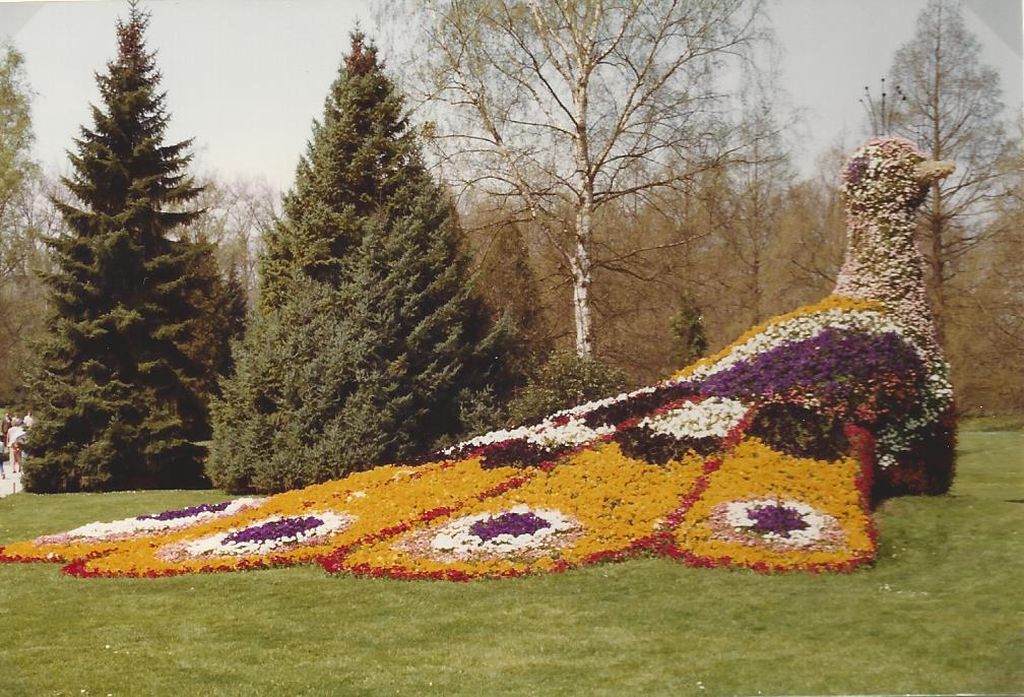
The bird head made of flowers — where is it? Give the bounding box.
[840,137,954,222]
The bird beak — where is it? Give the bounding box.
[914,159,955,184]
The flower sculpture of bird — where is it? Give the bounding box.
[1,137,957,580]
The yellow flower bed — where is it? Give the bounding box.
[61,458,530,577]
[668,438,876,572]
[332,443,707,580]
[2,462,411,564]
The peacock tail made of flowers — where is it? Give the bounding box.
[0,138,956,580]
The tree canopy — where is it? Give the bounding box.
[24,3,217,492]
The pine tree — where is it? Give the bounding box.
[334,169,517,456]
[23,3,210,492]
[209,34,517,493]
[259,32,412,309]
[670,295,708,367]
[473,220,551,372]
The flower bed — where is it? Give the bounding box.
[1,293,938,580]
[663,438,876,572]
[58,457,535,577]
[0,497,266,563]
[3,135,958,581]
[324,442,711,580]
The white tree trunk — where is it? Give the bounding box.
[572,65,595,358]
[570,226,594,357]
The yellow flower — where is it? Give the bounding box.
[670,438,875,570]
[336,443,706,579]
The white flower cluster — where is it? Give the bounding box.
[721,499,842,549]
[547,386,658,422]
[427,505,579,559]
[444,417,615,455]
[36,497,265,544]
[638,397,748,439]
[167,510,355,559]
[442,384,669,458]
[831,138,956,470]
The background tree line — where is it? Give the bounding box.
[0,0,1019,493]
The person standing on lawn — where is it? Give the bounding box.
[7,417,25,473]
[1,413,10,478]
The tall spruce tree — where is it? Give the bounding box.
[23,3,210,492]
[209,34,517,493]
[259,33,412,309]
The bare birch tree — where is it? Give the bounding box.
[405,0,762,356]
[886,0,1018,331]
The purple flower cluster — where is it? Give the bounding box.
[470,512,551,541]
[747,504,808,538]
[844,156,868,186]
[698,328,922,415]
[223,516,323,546]
[138,501,232,522]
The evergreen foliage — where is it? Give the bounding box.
[508,350,628,425]
[334,174,517,451]
[671,295,708,367]
[206,278,360,493]
[473,220,551,374]
[23,4,212,492]
[210,33,518,493]
[259,33,412,310]
[179,243,247,397]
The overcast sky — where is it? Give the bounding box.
[1,0,1021,191]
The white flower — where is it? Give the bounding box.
[37,497,265,544]
[524,418,614,448]
[420,506,579,559]
[161,510,355,560]
[718,499,843,549]
[639,397,748,439]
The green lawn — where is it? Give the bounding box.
[1,427,1021,697]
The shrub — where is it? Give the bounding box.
[508,351,628,425]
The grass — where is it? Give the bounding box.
[0,427,1021,697]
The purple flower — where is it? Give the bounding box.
[697,328,922,417]
[844,156,868,185]
[138,501,232,522]
[747,504,808,538]
[470,511,551,541]
[223,516,324,545]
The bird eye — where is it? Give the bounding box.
[844,156,868,185]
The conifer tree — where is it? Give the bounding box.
[333,167,516,456]
[670,295,708,367]
[474,220,551,372]
[259,32,412,309]
[209,34,517,493]
[23,3,210,492]
[180,243,247,394]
